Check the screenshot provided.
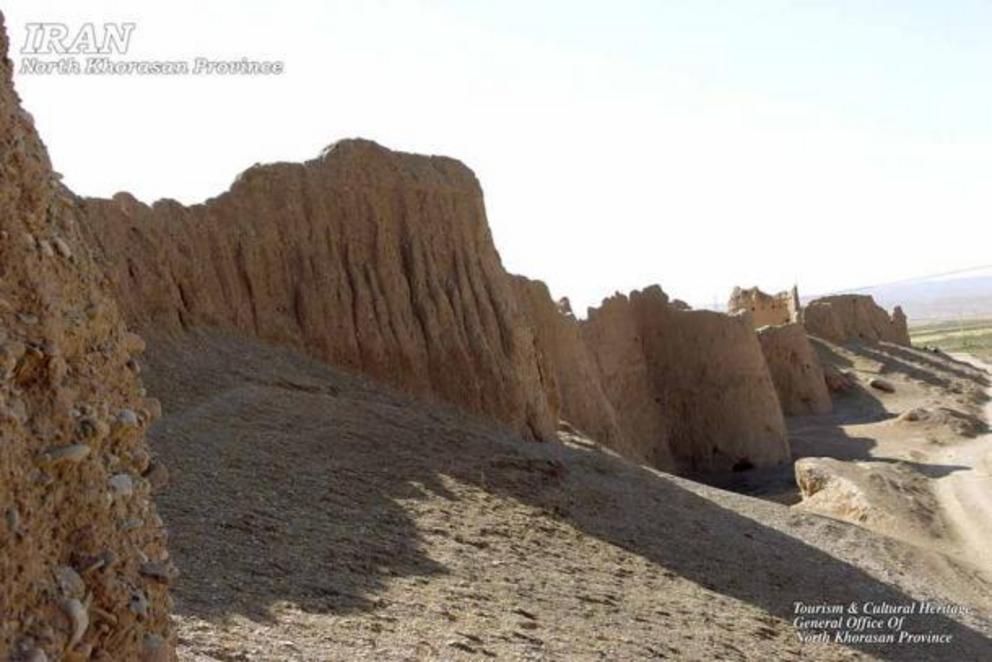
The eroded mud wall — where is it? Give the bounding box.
[80,140,556,441]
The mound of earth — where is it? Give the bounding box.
[896,407,988,439]
[794,458,947,546]
[778,339,992,594]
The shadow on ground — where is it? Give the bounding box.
[144,330,992,661]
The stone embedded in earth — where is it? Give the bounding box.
[869,378,896,394]
[61,598,88,650]
[52,236,72,259]
[109,473,135,497]
[143,462,170,494]
[53,566,85,598]
[39,444,91,466]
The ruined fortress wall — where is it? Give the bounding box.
[582,287,790,473]
[756,323,833,416]
[79,140,557,442]
[727,286,800,328]
[804,295,911,346]
[80,136,796,474]
[510,276,632,457]
[576,292,676,469]
[0,13,173,660]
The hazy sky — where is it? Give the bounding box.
[6,0,992,311]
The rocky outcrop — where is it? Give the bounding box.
[510,276,627,453]
[0,13,173,660]
[803,295,911,346]
[582,287,789,473]
[79,140,556,442]
[756,324,832,416]
[794,458,945,542]
[727,286,800,328]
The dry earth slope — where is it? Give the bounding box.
[142,330,992,661]
[789,337,992,570]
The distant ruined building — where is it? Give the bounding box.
[726,284,912,417]
[728,285,801,327]
[728,285,910,347]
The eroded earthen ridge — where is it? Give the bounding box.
[804,295,911,346]
[0,11,174,660]
[578,286,790,472]
[757,323,833,416]
[79,140,557,442]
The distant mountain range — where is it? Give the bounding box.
[804,275,992,323]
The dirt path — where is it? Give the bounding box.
[935,355,992,573]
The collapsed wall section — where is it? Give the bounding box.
[756,323,833,416]
[0,12,173,660]
[510,276,634,458]
[581,287,790,473]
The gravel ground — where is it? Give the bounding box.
[140,330,992,661]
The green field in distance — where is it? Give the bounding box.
[910,318,992,362]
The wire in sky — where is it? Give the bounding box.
[817,263,992,297]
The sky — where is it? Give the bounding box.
[5,0,992,312]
